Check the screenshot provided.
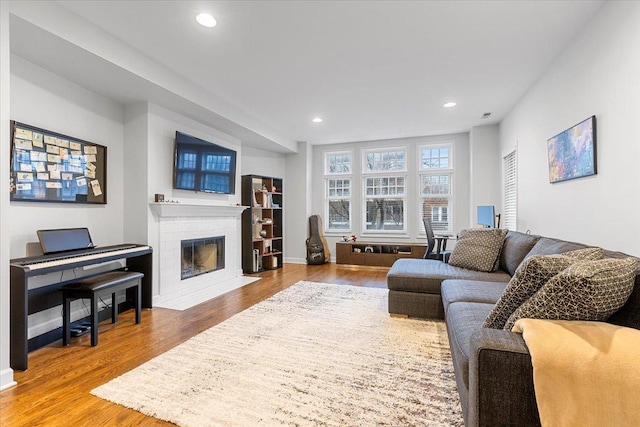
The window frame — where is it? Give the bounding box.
[323,150,353,233]
[324,150,353,175]
[361,146,408,235]
[417,142,454,235]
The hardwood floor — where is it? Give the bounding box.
[0,263,389,426]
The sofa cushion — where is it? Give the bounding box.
[484,248,604,329]
[449,228,509,272]
[441,280,507,314]
[523,237,588,260]
[608,274,640,330]
[504,257,639,330]
[499,231,541,276]
[447,302,495,389]
[387,258,511,294]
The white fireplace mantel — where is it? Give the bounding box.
[149,202,249,218]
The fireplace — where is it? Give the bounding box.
[181,236,225,280]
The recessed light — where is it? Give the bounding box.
[312,117,323,123]
[443,102,457,108]
[196,13,217,28]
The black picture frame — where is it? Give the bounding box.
[10,121,107,204]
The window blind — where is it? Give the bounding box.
[503,150,517,230]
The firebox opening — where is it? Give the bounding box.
[181,236,225,280]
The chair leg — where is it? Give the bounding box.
[62,293,70,346]
[111,292,117,323]
[90,295,99,346]
[135,283,141,324]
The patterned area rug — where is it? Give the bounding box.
[91,281,463,426]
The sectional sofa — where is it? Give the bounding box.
[387,230,640,426]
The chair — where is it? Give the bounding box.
[423,218,450,261]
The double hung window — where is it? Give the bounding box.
[362,148,407,233]
[419,144,453,234]
[324,151,352,231]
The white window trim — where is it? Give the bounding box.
[417,142,455,235]
[361,172,408,235]
[361,146,408,175]
[417,142,454,171]
[323,150,353,233]
[324,149,353,176]
[324,177,352,233]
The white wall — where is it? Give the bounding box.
[241,147,287,179]
[284,142,312,263]
[9,56,126,258]
[499,1,640,256]
[0,0,15,391]
[311,133,471,254]
[469,124,501,225]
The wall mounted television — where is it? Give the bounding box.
[173,131,237,194]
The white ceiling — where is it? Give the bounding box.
[16,1,605,151]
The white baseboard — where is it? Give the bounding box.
[0,367,16,391]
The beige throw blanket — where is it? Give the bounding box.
[512,318,640,427]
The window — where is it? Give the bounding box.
[503,150,517,230]
[419,144,453,234]
[326,178,351,230]
[324,151,352,231]
[362,148,407,233]
[326,152,351,174]
[364,149,405,172]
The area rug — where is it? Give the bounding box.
[91,281,463,426]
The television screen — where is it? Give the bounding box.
[477,205,495,228]
[173,131,237,194]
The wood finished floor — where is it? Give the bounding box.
[0,263,389,426]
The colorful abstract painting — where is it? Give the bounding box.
[547,116,596,183]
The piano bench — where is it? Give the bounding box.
[61,270,144,347]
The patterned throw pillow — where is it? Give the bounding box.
[448,228,509,273]
[483,248,604,329]
[504,257,638,331]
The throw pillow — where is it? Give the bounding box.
[483,247,604,329]
[504,257,638,331]
[448,228,508,273]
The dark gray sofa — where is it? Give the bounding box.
[386,231,640,426]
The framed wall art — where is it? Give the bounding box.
[547,116,596,184]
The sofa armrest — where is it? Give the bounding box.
[467,328,541,427]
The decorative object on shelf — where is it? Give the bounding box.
[154,194,165,202]
[364,246,374,253]
[342,235,357,242]
[259,230,268,238]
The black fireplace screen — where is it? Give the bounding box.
[181,236,225,280]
